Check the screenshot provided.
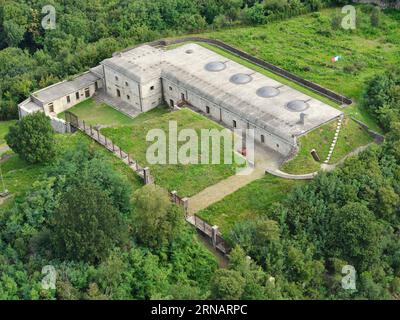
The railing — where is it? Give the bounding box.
[65,110,229,255]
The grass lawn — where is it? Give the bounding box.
[197,175,304,235]
[0,131,143,213]
[281,120,337,174]
[58,98,134,127]
[0,120,16,147]
[101,107,242,197]
[281,117,374,174]
[330,117,374,163]
[199,6,399,132]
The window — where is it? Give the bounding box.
[127,95,130,100]
[125,82,129,87]
[169,86,172,91]
[206,106,210,114]
[181,93,185,101]
[276,144,280,148]
[76,92,80,100]
[85,88,90,98]
[115,76,119,81]
[95,81,98,91]
[150,86,154,90]
[261,135,265,143]
[233,120,237,128]
[48,103,54,113]
[66,95,71,104]
[116,89,121,98]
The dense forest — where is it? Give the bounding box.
[1,0,400,299]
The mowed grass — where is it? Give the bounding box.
[197,175,304,235]
[202,6,400,132]
[281,117,374,174]
[101,107,241,197]
[58,98,134,127]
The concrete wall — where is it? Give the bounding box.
[50,116,71,133]
[104,65,162,112]
[162,78,294,156]
[43,82,99,115]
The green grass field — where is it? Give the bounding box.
[101,107,242,197]
[281,117,374,174]
[200,6,399,132]
[197,175,304,234]
[0,120,16,147]
[58,98,134,127]
[0,132,143,212]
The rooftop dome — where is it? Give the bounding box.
[286,100,309,112]
[185,49,194,54]
[230,73,252,85]
[205,61,226,72]
[256,86,280,98]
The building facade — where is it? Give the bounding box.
[19,43,343,156]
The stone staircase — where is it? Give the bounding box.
[94,90,141,119]
[324,114,345,164]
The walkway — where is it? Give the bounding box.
[266,143,374,180]
[188,144,283,214]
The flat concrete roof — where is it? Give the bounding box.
[33,71,100,104]
[101,45,163,83]
[162,44,343,140]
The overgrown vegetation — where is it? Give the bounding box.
[6,112,55,164]
[0,0,345,120]
[214,68,400,299]
[0,141,218,299]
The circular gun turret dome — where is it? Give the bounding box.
[230,73,252,85]
[205,61,226,72]
[256,86,280,98]
[286,100,310,112]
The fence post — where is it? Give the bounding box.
[104,136,107,147]
[182,197,189,217]
[211,225,219,248]
[83,120,86,131]
[143,167,151,184]
[90,125,93,136]
[171,190,177,204]
[97,130,100,141]
[112,141,115,152]
[120,148,123,159]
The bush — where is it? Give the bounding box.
[6,112,55,164]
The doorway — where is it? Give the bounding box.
[170,99,174,107]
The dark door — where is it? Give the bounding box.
[170,99,174,107]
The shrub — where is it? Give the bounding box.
[6,112,55,164]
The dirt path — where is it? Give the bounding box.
[188,145,282,214]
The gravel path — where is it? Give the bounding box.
[188,144,283,214]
